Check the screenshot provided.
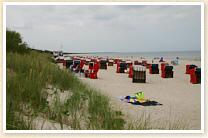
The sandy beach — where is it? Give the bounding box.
[79,58,201,130]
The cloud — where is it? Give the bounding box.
[93,13,117,21]
[6,5,201,52]
[12,22,33,30]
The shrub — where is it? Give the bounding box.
[6,28,29,55]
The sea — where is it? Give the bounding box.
[73,50,201,61]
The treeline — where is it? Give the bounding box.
[6,28,52,54]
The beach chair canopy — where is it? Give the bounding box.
[59,56,64,59]
[189,65,196,68]
[196,68,201,72]
[86,59,91,61]
[135,62,142,65]
[120,62,127,67]
[151,64,158,67]
[126,61,132,63]
[165,66,173,70]
[74,60,80,64]
[133,65,146,71]
[66,60,73,63]
[64,57,71,60]
[101,60,108,64]
[89,62,94,66]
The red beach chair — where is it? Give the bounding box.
[190,68,201,84]
[161,66,173,78]
[128,65,133,78]
[149,64,159,74]
[186,65,197,74]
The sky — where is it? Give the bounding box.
[6,4,201,53]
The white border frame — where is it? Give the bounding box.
[3,2,204,133]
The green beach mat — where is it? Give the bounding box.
[135,91,144,99]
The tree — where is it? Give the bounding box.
[6,29,29,54]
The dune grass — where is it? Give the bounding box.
[6,51,126,130]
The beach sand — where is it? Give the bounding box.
[80,58,201,130]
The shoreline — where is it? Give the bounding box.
[64,50,201,61]
[65,55,201,62]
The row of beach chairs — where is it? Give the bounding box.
[116,60,200,84]
[56,56,200,84]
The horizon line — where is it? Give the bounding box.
[62,50,201,54]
